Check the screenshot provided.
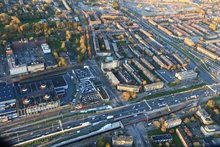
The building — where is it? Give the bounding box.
[87,12,101,26]
[101,60,119,71]
[175,70,197,80]
[15,75,68,116]
[112,135,133,146]
[201,124,220,137]
[151,134,173,143]
[164,118,182,129]
[196,109,213,125]
[106,72,120,86]
[144,82,164,92]
[0,83,17,122]
[6,39,56,75]
[27,63,45,73]
[117,84,140,93]
[176,127,193,147]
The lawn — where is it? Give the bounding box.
[148,128,183,147]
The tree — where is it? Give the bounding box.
[11,16,21,24]
[159,117,166,124]
[112,1,120,10]
[122,92,130,101]
[165,142,170,147]
[97,137,105,147]
[142,80,147,85]
[61,41,66,51]
[183,118,190,124]
[77,55,82,63]
[66,30,71,41]
[193,142,200,147]
[168,129,174,134]
[58,57,68,66]
[105,143,110,147]
[170,113,176,118]
[130,92,137,99]
[213,108,219,115]
[52,50,59,59]
[190,116,196,122]
[152,120,161,128]
[206,100,215,108]
[161,123,167,132]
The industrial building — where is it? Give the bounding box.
[117,84,140,93]
[164,118,182,129]
[196,109,214,125]
[0,83,17,122]
[144,82,164,92]
[6,39,56,75]
[15,75,68,116]
[175,70,198,80]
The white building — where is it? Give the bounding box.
[144,82,164,92]
[27,63,45,73]
[201,124,220,137]
[41,43,51,54]
[196,109,214,125]
[101,60,119,71]
[165,118,182,129]
[175,70,197,80]
[106,72,120,86]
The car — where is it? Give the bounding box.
[147,123,152,126]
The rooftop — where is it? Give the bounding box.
[0,83,15,102]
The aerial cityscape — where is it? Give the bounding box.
[0,0,220,146]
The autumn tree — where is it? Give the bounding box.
[206,100,215,108]
[152,120,161,128]
[183,117,190,124]
[66,30,71,41]
[122,92,130,101]
[58,57,68,66]
[214,109,219,115]
[161,123,167,132]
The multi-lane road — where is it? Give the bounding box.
[3,79,219,146]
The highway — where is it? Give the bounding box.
[3,80,217,147]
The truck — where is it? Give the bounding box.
[81,122,91,126]
[106,115,114,119]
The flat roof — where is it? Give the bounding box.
[151,134,173,141]
[0,83,15,102]
[51,76,67,88]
